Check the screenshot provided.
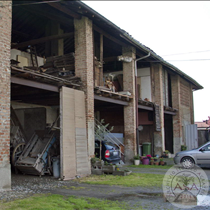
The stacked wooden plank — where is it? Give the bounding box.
[42,53,75,78]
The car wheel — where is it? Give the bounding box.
[181,157,195,169]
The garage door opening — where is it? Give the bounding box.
[10,83,60,178]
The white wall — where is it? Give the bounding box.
[137,67,152,101]
[11,49,45,67]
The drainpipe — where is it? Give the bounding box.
[135,53,150,155]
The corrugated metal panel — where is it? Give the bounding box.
[185,124,198,150]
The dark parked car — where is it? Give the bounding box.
[95,140,121,164]
[174,141,210,169]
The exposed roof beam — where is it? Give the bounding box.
[104,56,118,63]
[13,30,29,38]
[48,2,81,19]
[22,6,73,27]
[12,32,74,49]
[93,25,126,47]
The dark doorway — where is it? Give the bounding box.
[164,114,173,153]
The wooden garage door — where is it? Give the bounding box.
[60,87,90,180]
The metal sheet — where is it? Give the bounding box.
[185,124,198,150]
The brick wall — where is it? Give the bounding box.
[151,64,165,156]
[0,1,12,190]
[122,46,136,163]
[180,78,194,142]
[171,75,182,154]
[99,107,124,133]
[180,81,190,107]
[74,17,94,157]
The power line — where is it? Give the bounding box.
[165,59,210,61]
[161,50,210,57]
[139,59,210,63]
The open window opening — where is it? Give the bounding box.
[93,31,124,93]
[10,84,60,177]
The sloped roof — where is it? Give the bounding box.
[77,1,203,90]
[195,122,209,128]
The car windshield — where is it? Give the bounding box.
[197,141,210,150]
[103,141,118,150]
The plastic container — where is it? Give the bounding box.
[142,158,149,165]
[52,157,60,178]
[142,142,151,155]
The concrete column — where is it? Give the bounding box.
[151,64,165,156]
[171,75,182,154]
[74,17,94,157]
[122,46,136,163]
[0,1,12,190]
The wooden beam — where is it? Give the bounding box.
[48,2,81,19]
[94,94,129,106]
[104,56,118,63]
[164,110,176,115]
[11,76,59,92]
[11,66,80,87]
[13,30,29,38]
[93,24,126,47]
[12,32,74,49]
[99,34,103,86]
[138,104,153,111]
[22,6,73,27]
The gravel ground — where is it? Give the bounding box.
[0,174,69,202]
[0,168,210,210]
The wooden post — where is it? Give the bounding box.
[100,34,103,86]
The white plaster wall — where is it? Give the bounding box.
[137,67,150,77]
[11,49,45,67]
[137,67,152,101]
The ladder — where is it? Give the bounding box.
[29,46,39,69]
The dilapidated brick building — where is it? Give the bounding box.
[0,1,202,190]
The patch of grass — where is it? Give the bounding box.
[129,164,172,169]
[77,173,164,187]
[0,194,133,210]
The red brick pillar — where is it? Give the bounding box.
[122,46,136,163]
[151,64,165,156]
[74,17,94,157]
[171,75,182,154]
[0,1,12,190]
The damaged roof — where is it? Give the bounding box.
[74,1,203,90]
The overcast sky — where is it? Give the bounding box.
[83,1,210,122]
